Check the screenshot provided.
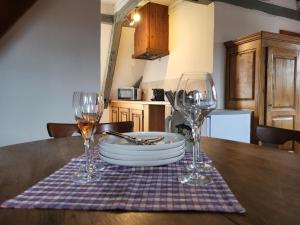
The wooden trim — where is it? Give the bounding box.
[280,30,300,38]
[101,14,114,25]
[224,32,263,47]
[261,31,300,45]
[110,101,145,110]
[225,31,300,47]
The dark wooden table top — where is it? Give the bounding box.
[0,136,300,225]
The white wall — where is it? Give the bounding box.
[101,2,115,14]
[213,1,300,108]
[0,0,100,147]
[110,27,146,99]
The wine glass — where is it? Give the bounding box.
[72,91,104,184]
[175,73,217,185]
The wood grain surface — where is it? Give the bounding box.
[1,136,300,225]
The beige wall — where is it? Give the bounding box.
[143,1,214,82]
[110,27,146,100]
[110,1,214,101]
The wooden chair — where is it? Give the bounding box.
[47,123,80,138]
[47,121,134,138]
[95,121,133,134]
[256,125,300,151]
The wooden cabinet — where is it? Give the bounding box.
[130,109,143,132]
[110,106,119,123]
[109,100,170,132]
[132,2,169,60]
[225,31,300,150]
[118,107,130,122]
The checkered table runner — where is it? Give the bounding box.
[1,152,245,213]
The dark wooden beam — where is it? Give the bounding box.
[101,14,114,25]
[185,0,213,5]
[186,0,300,21]
[102,0,140,108]
[214,0,300,21]
[0,0,38,38]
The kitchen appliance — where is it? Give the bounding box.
[206,110,251,143]
[118,87,142,100]
[151,89,165,101]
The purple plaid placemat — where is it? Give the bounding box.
[1,152,245,213]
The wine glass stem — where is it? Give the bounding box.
[84,138,94,173]
[192,125,203,170]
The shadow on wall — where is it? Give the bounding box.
[0,0,100,147]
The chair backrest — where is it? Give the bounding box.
[47,123,80,138]
[256,125,300,149]
[95,121,134,134]
[47,121,134,138]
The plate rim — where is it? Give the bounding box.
[100,132,185,150]
[100,152,185,167]
[100,146,185,161]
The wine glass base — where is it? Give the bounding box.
[72,171,100,184]
[95,163,105,171]
[186,161,214,172]
[178,172,212,186]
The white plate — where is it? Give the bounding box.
[100,132,185,151]
[101,146,185,161]
[99,143,185,156]
[100,152,185,167]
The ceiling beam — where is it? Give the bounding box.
[185,0,213,5]
[214,0,300,21]
[101,14,114,25]
[185,0,300,21]
[101,0,140,108]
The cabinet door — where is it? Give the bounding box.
[134,3,149,55]
[130,109,144,132]
[118,107,130,122]
[266,47,300,150]
[149,3,169,53]
[110,106,119,123]
[226,44,259,110]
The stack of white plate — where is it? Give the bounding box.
[99,132,185,166]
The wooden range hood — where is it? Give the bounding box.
[132,2,169,60]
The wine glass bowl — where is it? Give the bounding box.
[72,91,104,184]
[175,73,217,185]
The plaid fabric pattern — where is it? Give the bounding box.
[1,152,245,213]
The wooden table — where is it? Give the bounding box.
[0,136,300,225]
